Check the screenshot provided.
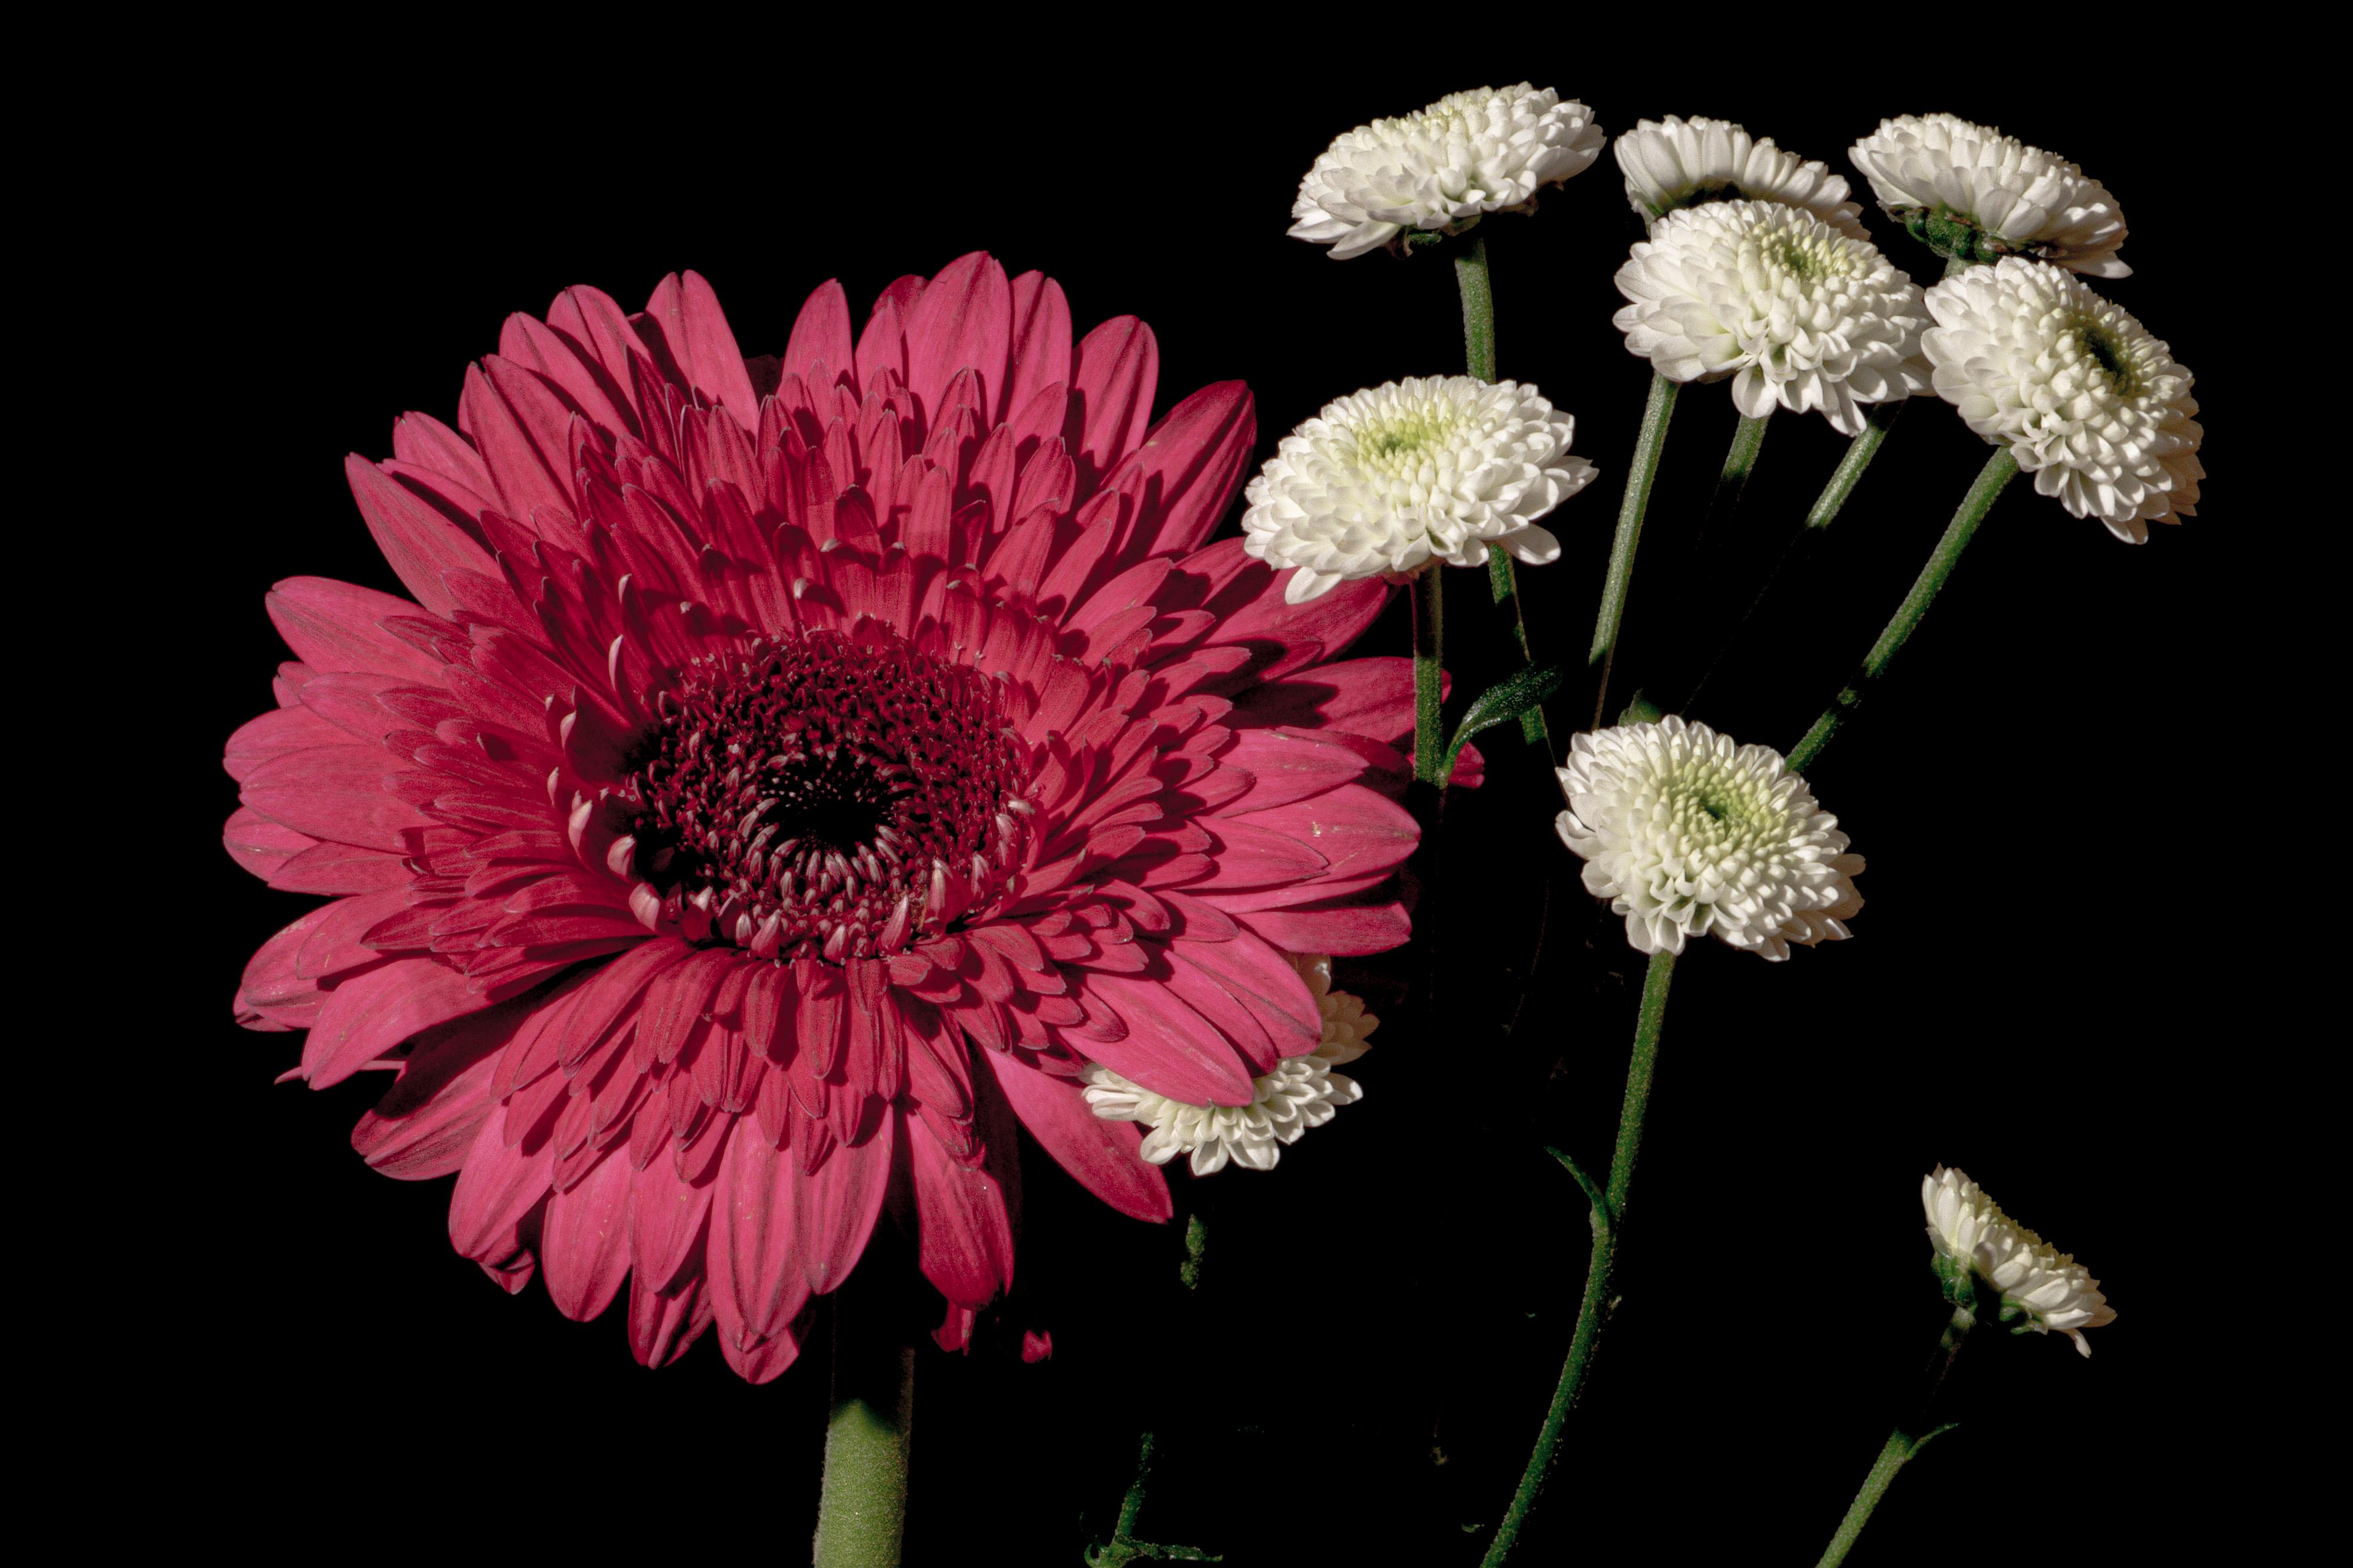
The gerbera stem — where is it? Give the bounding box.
[1588,373,1680,729]
[1482,949,1676,1568]
[1787,447,2020,773]
[1814,1301,1975,1567]
[1684,401,1903,714]
[814,1321,915,1568]
[1453,235,1549,749]
[1412,568,1447,788]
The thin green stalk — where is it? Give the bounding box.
[1708,413,1771,530]
[814,1322,914,1568]
[1815,1303,1974,1567]
[1684,401,1903,714]
[1787,447,2019,773]
[1482,949,1676,1567]
[1411,568,1446,787]
[1941,254,1976,279]
[1803,400,1904,534]
[1454,235,1549,748]
[1588,374,1680,729]
[1456,234,1497,382]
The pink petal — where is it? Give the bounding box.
[541,1147,634,1322]
[344,455,499,622]
[266,577,445,683]
[708,1121,814,1346]
[785,280,857,391]
[981,1049,1171,1223]
[448,1097,555,1261]
[1067,316,1159,496]
[1067,970,1256,1107]
[1004,271,1072,426]
[900,252,1012,427]
[910,1107,1014,1307]
[304,956,495,1089]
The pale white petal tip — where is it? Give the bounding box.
[1290,85,1602,258]
[1556,715,1860,960]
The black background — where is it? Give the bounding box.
[140,51,2299,1566]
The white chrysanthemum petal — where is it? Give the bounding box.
[1081,954,1375,1175]
[1851,113,2129,277]
[1922,1166,2115,1357]
[1611,201,1930,435]
[1242,375,1596,600]
[1290,84,1603,258]
[1555,716,1863,960]
[1614,115,1867,238]
[1922,257,2201,542]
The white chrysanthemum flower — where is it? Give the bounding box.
[1289,84,1604,260]
[1613,201,1931,436]
[1923,1166,2115,1357]
[1081,954,1373,1175]
[1923,257,2202,542]
[1614,115,1867,239]
[1850,113,2129,277]
[1555,716,1863,960]
[1241,375,1595,603]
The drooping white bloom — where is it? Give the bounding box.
[1923,257,2202,542]
[1614,115,1867,239]
[1613,201,1930,435]
[1241,376,1595,603]
[1850,113,2129,277]
[1923,1166,2115,1357]
[1080,954,1375,1176]
[1555,716,1862,960]
[1289,84,1604,260]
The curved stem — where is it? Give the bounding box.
[1815,1303,1975,1567]
[1685,400,1903,715]
[814,1319,914,1568]
[1787,447,2018,773]
[1482,950,1676,1567]
[1588,374,1680,730]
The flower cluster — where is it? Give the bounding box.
[1289,84,1603,260]
[1923,1166,2115,1356]
[1851,114,2129,277]
[1613,200,1929,434]
[1080,953,1374,1175]
[1556,717,1863,960]
[1240,375,1595,602]
[1923,257,2201,540]
[1614,115,1865,238]
[224,255,1427,1379]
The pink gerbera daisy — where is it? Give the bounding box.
[222,252,1447,1381]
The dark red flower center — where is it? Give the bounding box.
[620,628,1031,963]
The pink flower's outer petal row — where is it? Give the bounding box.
[224,252,1436,1378]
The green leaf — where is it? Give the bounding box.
[1444,663,1562,771]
